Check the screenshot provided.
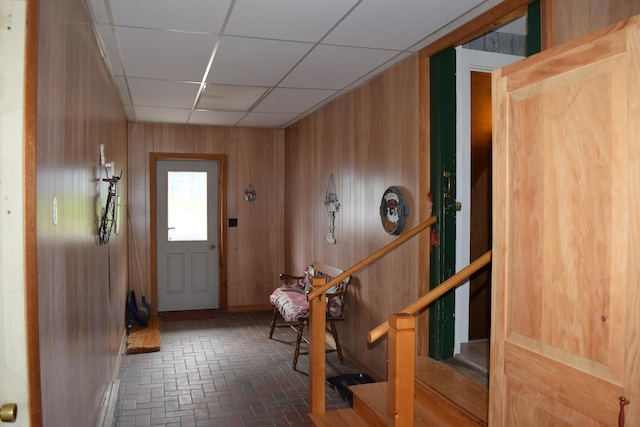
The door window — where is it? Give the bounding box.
[167,171,208,241]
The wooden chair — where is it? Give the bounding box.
[268,262,350,370]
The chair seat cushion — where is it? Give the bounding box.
[269,287,309,322]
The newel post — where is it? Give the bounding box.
[309,275,327,415]
[388,313,415,427]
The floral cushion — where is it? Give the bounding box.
[269,287,309,322]
[270,264,347,322]
[327,293,344,318]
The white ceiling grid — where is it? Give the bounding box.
[87,0,514,128]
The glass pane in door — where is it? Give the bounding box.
[167,171,207,241]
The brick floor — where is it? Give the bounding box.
[113,311,358,426]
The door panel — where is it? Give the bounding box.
[491,16,640,425]
[156,159,220,311]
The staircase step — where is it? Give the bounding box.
[414,356,488,426]
[317,357,488,426]
[351,382,387,426]
[309,408,370,426]
[346,357,488,427]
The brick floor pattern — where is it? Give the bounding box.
[113,311,357,426]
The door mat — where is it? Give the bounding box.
[159,310,216,321]
[327,373,376,406]
[126,313,161,354]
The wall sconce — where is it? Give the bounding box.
[243,184,257,201]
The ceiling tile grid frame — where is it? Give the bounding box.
[86,0,509,128]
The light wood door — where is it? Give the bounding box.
[490,16,640,426]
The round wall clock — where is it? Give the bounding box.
[379,186,409,235]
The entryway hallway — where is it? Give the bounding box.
[111,311,357,426]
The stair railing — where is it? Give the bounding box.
[368,250,492,343]
[370,250,492,426]
[306,215,437,416]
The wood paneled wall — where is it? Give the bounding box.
[284,56,422,377]
[35,0,129,424]
[127,124,284,310]
[28,0,640,423]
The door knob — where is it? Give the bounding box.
[210,244,216,250]
[0,403,17,422]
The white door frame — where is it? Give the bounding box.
[454,46,523,354]
[1,1,30,422]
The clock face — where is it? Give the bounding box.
[380,186,409,235]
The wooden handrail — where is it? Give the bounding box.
[368,250,492,343]
[307,215,437,417]
[307,215,438,301]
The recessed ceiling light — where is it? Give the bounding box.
[195,84,269,111]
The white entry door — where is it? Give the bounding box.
[156,159,219,311]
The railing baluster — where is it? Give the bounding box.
[388,313,415,427]
[309,275,327,415]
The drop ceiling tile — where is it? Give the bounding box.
[406,0,502,52]
[196,84,269,111]
[324,0,485,51]
[188,110,246,127]
[109,0,232,33]
[208,36,312,86]
[134,106,191,124]
[236,112,299,129]
[280,44,398,90]
[225,0,358,42]
[128,78,201,109]
[253,88,337,113]
[116,27,217,81]
[87,0,495,127]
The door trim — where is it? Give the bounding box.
[428,2,541,360]
[150,153,228,311]
[454,47,524,354]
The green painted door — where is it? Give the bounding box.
[429,47,457,360]
[428,2,542,360]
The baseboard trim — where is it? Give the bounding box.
[97,379,120,427]
[113,328,127,381]
[98,329,127,427]
[226,304,273,312]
